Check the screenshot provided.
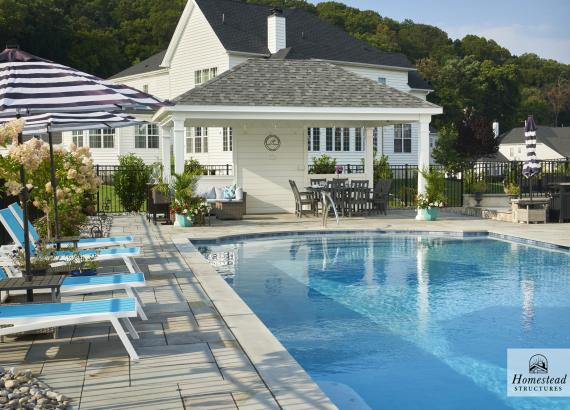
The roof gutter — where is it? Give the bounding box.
[311,58,415,72]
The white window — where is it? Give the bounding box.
[334,128,342,151]
[378,77,387,85]
[509,148,514,157]
[355,128,363,152]
[223,127,233,152]
[394,124,412,153]
[373,128,378,151]
[186,127,208,153]
[308,128,320,151]
[343,128,350,152]
[325,128,333,151]
[89,128,114,149]
[142,84,149,93]
[72,130,84,147]
[517,147,522,154]
[194,67,218,85]
[135,124,159,149]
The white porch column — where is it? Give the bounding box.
[365,127,375,187]
[172,117,185,174]
[160,125,172,181]
[416,115,432,220]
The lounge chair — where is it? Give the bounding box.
[0,298,140,360]
[8,203,134,249]
[0,265,148,321]
[0,208,141,273]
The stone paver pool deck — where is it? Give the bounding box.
[1,210,568,409]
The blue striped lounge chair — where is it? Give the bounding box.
[8,203,134,249]
[0,266,148,321]
[0,298,140,360]
[0,208,142,274]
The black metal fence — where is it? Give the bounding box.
[467,159,570,197]
[201,164,233,176]
[387,165,464,208]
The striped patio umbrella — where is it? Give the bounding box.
[0,47,165,115]
[0,47,167,284]
[522,115,541,199]
[0,111,143,135]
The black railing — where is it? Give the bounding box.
[468,159,570,197]
[200,164,233,176]
[308,164,365,174]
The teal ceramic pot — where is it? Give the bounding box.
[176,214,193,227]
[421,208,439,221]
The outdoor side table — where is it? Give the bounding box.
[0,275,65,303]
[510,198,550,224]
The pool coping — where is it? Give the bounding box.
[172,235,338,410]
[173,227,569,410]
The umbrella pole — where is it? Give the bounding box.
[17,130,33,301]
[47,130,61,242]
[529,177,533,200]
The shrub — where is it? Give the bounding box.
[373,154,393,181]
[310,154,336,174]
[416,168,447,208]
[114,154,151,212]
[184,159,205,175]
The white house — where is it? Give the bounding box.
[498,126,570,161]
[62,0,437,169]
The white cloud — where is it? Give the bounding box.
[444,23,570,64]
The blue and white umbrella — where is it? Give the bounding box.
[522,115,541,178]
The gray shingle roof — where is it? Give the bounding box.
[195,0,414,69]
[500,126,570,157]
[408,71,433,91]
[109,50,166,80]
[173,59,439,109]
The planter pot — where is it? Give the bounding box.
[421,208,439,221]
[176,214,193,227]
[473,192,483,207]
[70,268,97,277]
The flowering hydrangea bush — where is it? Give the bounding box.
[0,136,100,238]
[0,119,25,146]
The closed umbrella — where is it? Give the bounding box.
[522,115,541,199]
[0,47,167,283]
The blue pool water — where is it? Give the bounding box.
[197,234,570,410]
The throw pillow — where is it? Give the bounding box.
[235,187,243,201]
[222,185,236,200]
[207,187,216,199]
[215,187,223,199]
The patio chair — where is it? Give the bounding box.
[328,179,349,216]
[289,180,315,217]
[0,265,148,321]
[8,203,134,249]
[373,179,392,215]
[348,180,372,216]
[0,298,141,360]
[0,208,141,274]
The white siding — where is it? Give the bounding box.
[116,71,170,100]
[339,65,410,92]
[499,143,564,161]
[228,54,250,69]
[168,3,229,99]
[235,121,305,214]
[185,127,233,165]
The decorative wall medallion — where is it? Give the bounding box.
[264,134,281,152]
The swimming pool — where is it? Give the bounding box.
[196,233,570,409]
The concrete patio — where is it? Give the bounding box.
[1,210,568,409]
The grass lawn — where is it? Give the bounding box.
[97,184,147,213]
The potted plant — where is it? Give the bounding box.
[503,180,520,199]
[189,200,210,226]
[471,180,487,207]
[156,170,200,227]
[171,202,193,227]
[416,168,446,221]
[309,154,336,174]
[67,251,99,276]
[10,241,59,280]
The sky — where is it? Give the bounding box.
[310,0,570,64]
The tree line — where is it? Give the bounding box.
[1,0,569,132]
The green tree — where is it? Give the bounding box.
[114,154,151,212]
